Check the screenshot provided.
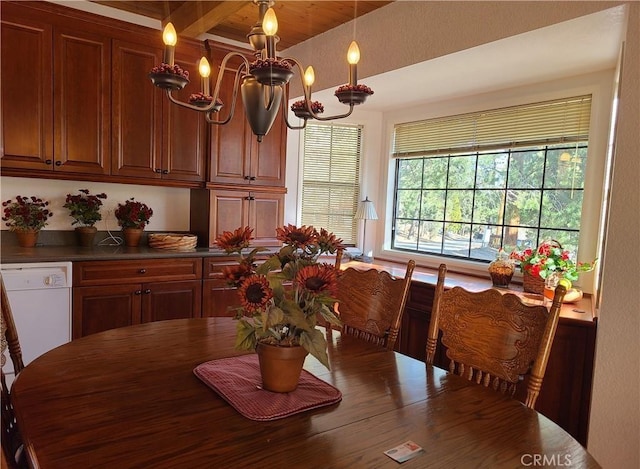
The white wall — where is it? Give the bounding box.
[0,177,191,233]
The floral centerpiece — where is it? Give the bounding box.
[63,189,107,227]
[2,195,53,247]
[510,240,596,291]
[215,225,344,371]
[2,195,52,232]
[114,198,153,230]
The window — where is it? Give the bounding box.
[301,123,362,244]
[391,96,591,262]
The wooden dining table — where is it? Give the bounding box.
[11,318,600,468]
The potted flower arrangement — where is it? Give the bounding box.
[63,189,108,247]
[215,224,343,392]
[510,240,596,295]
[114,198,153,247]
[2,195,53,247]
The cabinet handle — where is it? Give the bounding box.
[45,159,53,165]
[244,175,251,180]
[144,289,151,294]
[135,290,142,295]
[155,168,162,173]
[245,196,255,201]
[55,161,62,166]
[139,269,147,274]
[162,169,168,175]
[250,176,256,180]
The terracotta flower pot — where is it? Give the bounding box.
[256,343,308,393]
[15,229,39,248]
[75,226,98,247]
[123,228,144,247]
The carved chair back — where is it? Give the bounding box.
[426,264,566,409]
[336,260,415,351]
[1,275,28,469]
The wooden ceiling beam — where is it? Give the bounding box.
[165,1,252,39]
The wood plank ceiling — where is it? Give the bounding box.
[91,1,393,49]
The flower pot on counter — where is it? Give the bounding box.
[123,228,143,247]
[75,226,98,247]
[15,229,39,248]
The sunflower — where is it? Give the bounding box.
[238,275,273,312]
[296,263,338,295]
[276,224,316,250]
[316,228,344,254]
[214,226,253,253]
[222,261,254,287]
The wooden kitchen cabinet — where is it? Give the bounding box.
[206,41,286,188]
[1,3,111,175]
[396,280,597,446]
[72,258,202,338]
[111,37,206,184]
[190,187,285,247]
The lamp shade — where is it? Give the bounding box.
[354,196,378,221]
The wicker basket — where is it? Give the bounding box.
[523,270,545,294]
[148,233,197,251]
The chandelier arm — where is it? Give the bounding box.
[284,57,356,121]
[204,62,247,125]
[281,83,307,130]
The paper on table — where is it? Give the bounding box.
[384,440,425,463]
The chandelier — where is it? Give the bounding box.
[149,0,374,142]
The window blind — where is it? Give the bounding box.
[301,123,362,244]
[392,95,592,158]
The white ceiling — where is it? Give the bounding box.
[314,5,626,113]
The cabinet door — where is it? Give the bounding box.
[249,191,284,246]
[202,279,240,317]
[0,10,53,169]
[162,46,206,182]
[111,39,163,179]
[72,284,142,338]
[208,51,252,185]
[249,105,286,187]
[141,280,202,322]
[53,25,111,175]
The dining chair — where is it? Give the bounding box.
[1,275,28,469]
[335,260,415,351]
[426,264,566,409]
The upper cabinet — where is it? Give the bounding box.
[111,37,206,184]
[1,5,110,175]
[206,41,286,188]
[0,1,206,187]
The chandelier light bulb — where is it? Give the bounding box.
[304,66,315,87]
[198,57,211,78]
[263,8,278,36]
[347,41,360,65]
[162,23,177,46]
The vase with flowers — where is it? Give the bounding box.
[114,198,153,247]
[215,224,343,392]
[2,195,53,247]
[64,189,107,247]
[510,240,596,296]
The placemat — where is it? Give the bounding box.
[194,354,342,421]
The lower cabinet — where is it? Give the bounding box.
[72,258,202,338]
[395,281,596,446]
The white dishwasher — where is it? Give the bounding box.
[1,261,72,387]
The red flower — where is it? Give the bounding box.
[238,275,273,313]
[214,226,253,253]
[276,224,316,250]
[296,264,338,295]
